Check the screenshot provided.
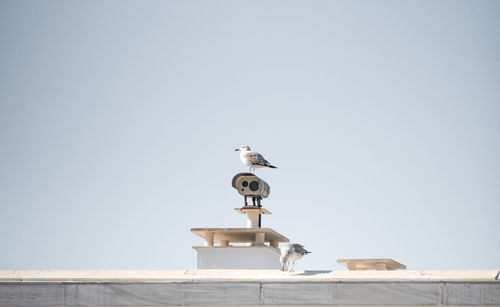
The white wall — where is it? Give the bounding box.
[194,246,281,269]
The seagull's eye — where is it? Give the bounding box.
[249,181,259,191]
[242,181,248,187]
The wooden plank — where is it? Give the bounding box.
[183,282,260,305]
[444,282,500,305]
[0,283,76,306]
[337,258,407,271]
[191,228,289,243]
[75,283,184,306]
[234,207,272,215]
[262,282,440,305]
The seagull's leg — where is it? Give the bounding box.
[290,261,296,272]
[286,260,290,272]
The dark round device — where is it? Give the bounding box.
[249,181,259,191]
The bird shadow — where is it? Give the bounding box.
[297,270,332,276]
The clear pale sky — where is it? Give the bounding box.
[1,0,499,271]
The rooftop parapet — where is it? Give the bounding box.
[1,270,499,306]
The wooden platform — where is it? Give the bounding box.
[234,206,272,215]
[191,227,289,247]
[337,258,407,271]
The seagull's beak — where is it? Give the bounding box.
[235,148,240,151]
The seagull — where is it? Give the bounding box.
[235,145,277,173]
[280,243,311,272]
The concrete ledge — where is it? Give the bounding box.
[1,269,498,282]
[0,270,499,306]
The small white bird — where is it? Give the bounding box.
[280,243,311,272]
[235,145,277,173]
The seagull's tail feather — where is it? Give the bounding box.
[252,162,278,169]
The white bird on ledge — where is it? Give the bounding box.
[280,243,311,272]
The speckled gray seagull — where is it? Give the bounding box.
[235,145,277,173]
[280,243,311,272]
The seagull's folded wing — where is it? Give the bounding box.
[247,152,270,166]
